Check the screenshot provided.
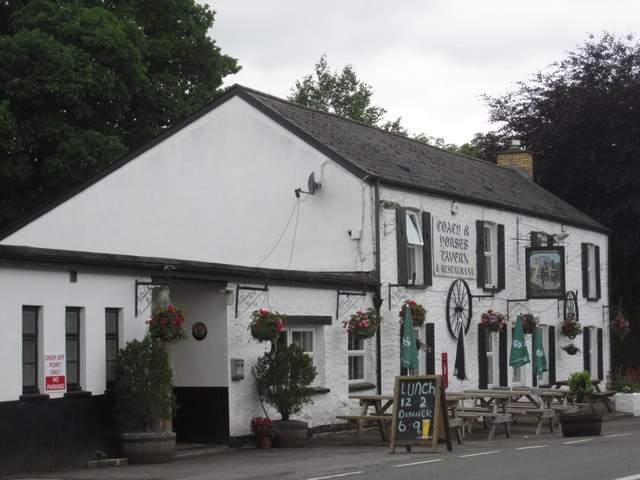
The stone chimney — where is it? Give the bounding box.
[496,139,533,179]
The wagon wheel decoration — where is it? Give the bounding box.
[563,290,579,322]
[446,279,472,338]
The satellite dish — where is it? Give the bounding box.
[307,172,321,194]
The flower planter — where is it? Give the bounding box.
[559,413,602,437]
[275,420,308,448]
[614,393,640,416]
[119,431,176,464]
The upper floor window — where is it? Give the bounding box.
[581,243,601,300]
[476,221,505,291]
[396,208,432,287]
[22,306,40,395]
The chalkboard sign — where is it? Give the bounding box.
[389,375,451,453]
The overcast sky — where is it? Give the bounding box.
[205,1,638,145]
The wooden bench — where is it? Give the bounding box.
[335,415,392,444]
[507,404,556,435]
[455,410,512,441]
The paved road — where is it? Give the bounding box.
[11,416,640,480]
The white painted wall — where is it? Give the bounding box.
[376,187,610,394]
[1,98,374,274]
[0,267,145,402]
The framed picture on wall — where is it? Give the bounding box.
[525,246,566,299]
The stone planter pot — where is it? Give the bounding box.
[119,431,176,464]
[559,413,602,437]
[275,420,308,448]
[614,393,640,416]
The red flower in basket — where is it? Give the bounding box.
[147,304,187,343]
[480,309,508,333]
[398,300,427,327]
[249,309,286,343]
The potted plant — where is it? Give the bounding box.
[253,343,317,447]
[342,308,382,340]
[249,309,287,343]
[114,336,177,463]
[518,313,540,335]
[250,416,280,449]
[398,300,427,327]
[559,370,602,437]
[479,309,508,333]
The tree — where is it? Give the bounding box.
[289,54,403,130]
[0,0,239,228]
[455,131,510,162]
[485,33,640,349]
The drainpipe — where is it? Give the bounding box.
[373,178,383,394]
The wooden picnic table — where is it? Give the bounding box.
[336,394,394,443]
[459,390,514,441]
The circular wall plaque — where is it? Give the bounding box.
[191,322,207,341]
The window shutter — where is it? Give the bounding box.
[597,328,603,380]
[497,224,505,290]
[532,334,537,387]
[595,246,601,300]
[421,211,433,287]
[396,208,408,284]
[548,326,556,385]
[499,328,508,387]
[581,243,589,298]
[476,221,485,289]
[478,325,488,389]
[425,323,435,375]
[583,328,591,372]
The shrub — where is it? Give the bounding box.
[607,365,640,393]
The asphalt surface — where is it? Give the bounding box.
[8,412,639,480]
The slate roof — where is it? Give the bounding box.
[234,85,604,232]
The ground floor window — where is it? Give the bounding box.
[65,307,82,391]
[22,306,40,395]
[105,308,120,391]
[348,336,365,382]
[280,326,324,386]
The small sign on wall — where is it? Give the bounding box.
[432,216,475,278]
[44,353,66,393]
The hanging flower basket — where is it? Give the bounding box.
[480,309,507,333]
[343,308,381,340]
[147,304,187,343]
[519,313,540,335]
[398,300,427,327]
[561,344,580,355]
[249,309,286,343]
[561,314,582,339]
[611,312,630,341]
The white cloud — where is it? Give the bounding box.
[206,0,639,144]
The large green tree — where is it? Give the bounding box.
[485,33,640,355]
[0,0,239,227]
[289,54,407,134]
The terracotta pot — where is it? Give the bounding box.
[259,436,273,449]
